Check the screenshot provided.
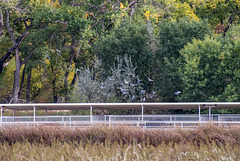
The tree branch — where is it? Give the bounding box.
[14,17,33,30]
[20,48,34,66]
[0,9,3,35]
[0,31,29,73]
[115,0,121,5]
[107,0,120,6]
[86,3,105,14]
[5,9,16,45]
[55,20,67,25]
[128,1,142,8]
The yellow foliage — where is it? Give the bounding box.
[144,11,150,20]
[45,59,50,65]
[120,3,126,9]
[84,13,89,19]
[68,71,75,84]
[31,0,60,7]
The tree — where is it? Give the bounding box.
[178,25,240,102]
[154,17,211,101]
[70,56,143,103]
[0,2,31,103]
[189,0,240,34]
[95,20,152,89]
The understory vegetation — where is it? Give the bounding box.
[1,125,240,160]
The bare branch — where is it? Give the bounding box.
[5,9,16,45]
[107,0,120,6]
[115,0,121,5]
[20,48,34,66]
[91,19,104,28]
[87,3,105,14]
[14,17,33,30]
[128,1,142,8]
[55,20,67,25]
[152,2,162,8]
[70,2,84,6]
[0,31,30,73]
[0,9,3,35]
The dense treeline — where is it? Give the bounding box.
[1,0,240,106]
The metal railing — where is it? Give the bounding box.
[2,114,240,128]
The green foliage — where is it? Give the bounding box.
[69,68,115,103]
[69,56,143,103]
[1,0,240,107]
[179,25,240,102]
[108,56,144,102]
[95,20,152,88]
[154,17,211,101]
[192,0,240,28]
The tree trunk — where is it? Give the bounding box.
[18,65,26,99]
[12,49,21,103]
[26,68,31,102]
[0,9,3,35]
[51,66,58,103]
[0,31,29,74]
[71,72,77,87]
[52,78,58,103]
[64,47,74,103]
[5,9,21,104]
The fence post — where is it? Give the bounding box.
[218,116,221,126]
[0,106,2,128]
[109,115,111,127]
[209,107,211,122]
[90,105,93,125]
[33,105,36,127]
[141,104,144,122]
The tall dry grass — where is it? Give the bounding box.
[0,125,240,146]
[0,139,239,160]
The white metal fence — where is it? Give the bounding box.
[1,114,240,128]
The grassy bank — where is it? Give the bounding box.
[0,141,239,160]
[1,125,240,146]
[1,126,240,160]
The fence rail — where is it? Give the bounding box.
[1,121,240,129]
[2,114,240,128]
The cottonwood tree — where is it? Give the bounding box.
[179,25,240,102]
[0,1,33,103]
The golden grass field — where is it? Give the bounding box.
[0,125,240,160]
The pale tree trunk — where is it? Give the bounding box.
[0,9,3,35]
[5,9,20,103]
[12,49,21,103]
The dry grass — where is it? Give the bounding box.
[0,125,240,146]
[1,125,240,160]
[0,139,239,160]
